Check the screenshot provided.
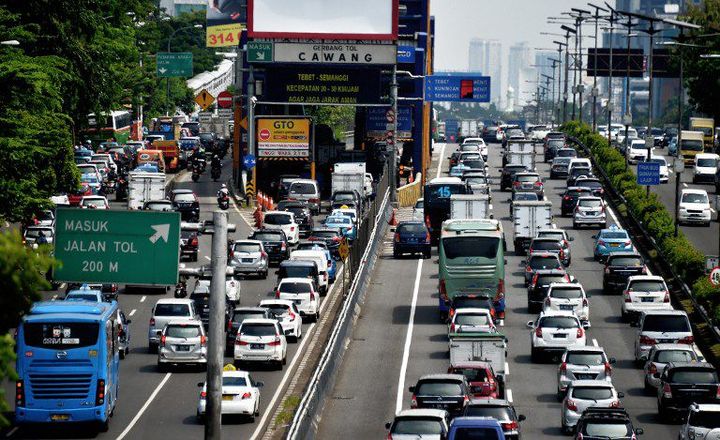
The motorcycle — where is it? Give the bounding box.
[174,281,187,298]
[191,170,200,182]
[211,165,221,181]
[115,179,127,201]
[102,179,116,195]
[217,194,229,210]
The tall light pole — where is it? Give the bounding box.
[560,27,576,122]
[604,1,617,147]
[166,24,203,115]
[553,41,567,124]
[571,9,591,124]
[588,3,609,131]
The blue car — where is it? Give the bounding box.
[324,215,356,241]
[593,225,633,261]
[447,417,506,440]
[80,173,102,194]
[449,163,470,177]
[668,136,678,157]
[393,221,431,258]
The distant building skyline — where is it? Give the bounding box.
[468,38,502,106]
[508,42,531,107]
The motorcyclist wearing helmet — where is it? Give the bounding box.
[217,184,229,199]
[211,154,221,170]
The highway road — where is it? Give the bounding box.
[5,158,343,440]
[316,142,681,438]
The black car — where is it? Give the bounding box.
[190,289,211,327]
[308,227,343,258]
[198,132,217,154]
[555,148,578,159]
[277,200,314,236]
[544,139,565,162]
[393,221,431,258]
[182,121,200,136]
[574,177,604,197]
[573,408,643,440]
[274,174,301,200]
[561,187,593,216]
[248,229,289,263]
[527,269,570,313]
[483,126,499,143]
[501,164,531,191]
[462,398,526,440]
[180,230,199,262]
[171,189,200,221]
[657,362,720,418]
[226,307,275,352]
[330,190,363,214]
[602,252,646,293]
[409,374,471,417]
[567,167,594,186]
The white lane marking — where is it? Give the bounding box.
[140,296,146,303]
[606,204,621,227]
[506,389,513,403]
[436,143,447,179]
[51,295,57,301]
[505,362,509,376]
[205,255,211,261]
[712,208,717,214]
[683,182,688,188]
[592,339,599,347]
[129,309,137,317]
[395,259,424,415]
[59,283,66,290]
[115,372,172,440]
[232,195,255,229]
[5,426,18,438]
[248,265,344,440]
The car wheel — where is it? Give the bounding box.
[621,309,629,322]
[197,412,205,424]
[119,349,126,360]
[423,250,431,259]
[644,376,654,393]
[157,363,166,373]
[573,222,579,229]
[192,253,198,262]
[249,413,256,423]
[393,250,400,259]
[261,270,268,279]
[531,347,540,363]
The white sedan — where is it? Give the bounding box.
[528,311,587,362]
[678,188,712,226]
[197,366,263,422]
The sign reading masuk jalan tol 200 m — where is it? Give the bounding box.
[54,209,180,285]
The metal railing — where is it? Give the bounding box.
[286,164,392,439]
[397,173,422,208]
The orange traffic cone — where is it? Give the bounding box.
[389,208,398,226]
[268,197,274,210]
[253,206,264,228]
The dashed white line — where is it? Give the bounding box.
[205,255,211,261]
[505,362,509,376]
[129,309,137,317]
[592,339,599,347]
[140,296,147,303]
[436,143,447,179]
[395,259,424,415]
[506,389,513,403]
[606,204,621,227]
[51,294,57,301]
[115,373,172,440]
[5,426,18,438]
[683,182,688,188]
[59,283,66,290]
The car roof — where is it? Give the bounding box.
[280,260,316,267]
[240,318,279,326]
[233,306,267,313]
[395,409,449,418]
[696,153,719,160]
[691,404,720,412]
[568,380,616,388]
[429,177,463,184]
[259,299,294,306]
[539,310,577,318]
[565,346,606,354]
[641,309,687,316]
[627,275,664,282]
[233,239,262,245]
[577,196,602,201]
[466,398,512,407]
[449,361,493,369]
[279,277,314,284]
[651,343,695,351]
[417,373,465,382]
[453,307,492,315]
[607,252,641,259]
[666,361,714,370]
[682,188,708,195]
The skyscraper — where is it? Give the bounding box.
[509,43,531,106]
[467,39,502,105]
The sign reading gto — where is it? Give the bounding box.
[274,42,396,65]
[256,117,311,158]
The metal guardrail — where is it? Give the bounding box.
[286,165,392,439]
[567,135,720,360]
[397,173,422,208]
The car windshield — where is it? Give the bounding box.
[451,428,502,440]
[578,180,602,189]
[529,256,561,270]
[154,303,190,316]
[571,167,591,176]
[265,214,292,225]
[464,405,513,420]
[25,229,52,239]
[648,158,667,166]
[531,240,561,251]
[333,193,355,201]
[415,200,423,209]
[670,370,718,384]
[655,350,695,363]
[554,158,572,165]
[290,182,316,194]
[253,232,283,241]
[263,305,290,316]
[609,256,643,267]
[165,325,201,338]
[550,287,583,299]
[234,243,261,253]
[223,376,248,387]
[282,267,313,278]
[582,422,631,436]
[285,207,307,217]
[442,236,500,260]
[642,315,690,332]
[566,352,604,365]
[516,175,539,183]
[540,316,578,329]
[567,189,591,199]
[452,367,490,382]
[688,411,720,429]
[697,158,717,167]
[279,282,312,294]
[682,140,704,151]
[240,324,277,337]
[579,199,602,208]
[65,293,99,302]
[463,160,484,169]
[174,194,195,203]
[232,311,265,323]
[601,232,628,239]
[572,387,613,400]
[416,381,462,396]
[398,224,426,234]
[514,193,539,201]
[461,145,480,151]
[466,177,486,185]
[453,297,491,309]
[538,232,564,241]
[392,418,443,435]
[628,281,665,292]
[327,217,351,225]
[556,149,577,157]
[146,202,172,211]
[456,313,491,326]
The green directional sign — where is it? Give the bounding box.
[157,52,193,77]
[54,209,181,285]
[247,42,273,63]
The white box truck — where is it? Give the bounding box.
[449,331,508,397]
[332,162,367,198]
[512,200,553,254]
[127,171,165,210]
[450,194,492,220]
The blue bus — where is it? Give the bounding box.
[15,301,120,430]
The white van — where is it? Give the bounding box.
[289,249,330,294]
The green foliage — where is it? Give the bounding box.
[306,106,355,139]
[0,335,17,428]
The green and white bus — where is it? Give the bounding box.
[83,111,133,146]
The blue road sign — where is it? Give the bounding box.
[637,161,660,185]
[366,106,412,134]
[397,46,416,63]
[424,75,491,102]
[243,154,256,170]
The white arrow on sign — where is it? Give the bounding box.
[158,68,167,74]
[149,224,170,244]
[255,51,265,61]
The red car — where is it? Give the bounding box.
[68,184,92,206]
[448,362,500,399]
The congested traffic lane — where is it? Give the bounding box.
[7,159,341,440]
[317,141,680,438]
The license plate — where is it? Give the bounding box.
[641,297,655,302]
[293,299,303,305]
[560,304,575,311]
[222,395,234,401]
[176,345,190,351]
[241,258,253,263]
[576,374,595,380]
[610,243,620,247]
[554,333,567,338]
[51,414,69,421]
[657,339,673,343]
[250,343,264,349]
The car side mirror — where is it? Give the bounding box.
[526,321,534,328]
[568,237,575,241]
[582,322,591,329]
[591,235,596,239]
[197,382,204,387]
[408,386,415,393]
[126,319,132,324]
[385,422,392,430]
[518,414,526,422]
[609,357,616,364]
[617,391,625,398]
[635,428,644,436]
[256,381,265,388]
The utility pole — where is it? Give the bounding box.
[622,16,636,164]
[248,66,256,203]
[205,211,228,440]
[588,3,609,131]
[571,9,591,124]
[390,65,398,202]
[561,27,576,123]
[553,40,567,124]
[644,20,660,197]
[605,2,616,147]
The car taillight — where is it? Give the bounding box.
[526,266,532,272]
[501,421,519,431]
[639,335,657,345]
[577,328,584,338]
[641,266,648,274]
[200,335,207,346]
[496,279,505,297]
[559,249,565,259]
[663,292,670,303]
[235,336,249,345]
[439,279,448,301]
[716,385,720,399]
[288,312,296,321]
[534,181,542,186]
[191,237,199,246]
[425,214,432,230]
[624,240,631,246]
[290,226,295,232]
[160,335,166,346]
[111,284,118,292]
[662,383,673,398]
[559,362,567,373]
[281,242,287,250]
[566,399,577,411]
[678,336,694,344]
[605,362,613,374]
[610,400,621,408]
[15,380,24,407]
[227,320,233,332]
[309,198,319,204]
[623,291,631,303]
[648,363,657,375]
[425,232,431,243]
[261,251,268,259]
[563,195,571,201]
[604,266,610,274]
[535,327,543,337]
[268,336,282,346]
[275,290,280,298]
[332,236,341,243]
[394,233,400,243]
[96,379,105,406]
[450,323,456,333]
[310,291,315,301]
[387,434,393,440]
[410,394,417,408]
[200,390,207,399]
[150,317,155,326]
[544,297,551,306]
[598,240,606,247]
[513,181,521,187]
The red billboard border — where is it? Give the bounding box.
[247,0,399,40]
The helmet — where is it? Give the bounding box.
[221,184,227,189]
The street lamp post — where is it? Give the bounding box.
[588,3,609,131]
[604,2,617,147]
[571,9,591,124]
[553,41,567,124]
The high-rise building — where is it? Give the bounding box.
[467,39,502,105]
[508,43,531,107]
[159,0,206,17]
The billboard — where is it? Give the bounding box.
[257,117,311,158]
[264,67,384,105]
[206,0,246,47]
[248,0,398,40]
[586,48,645,78]
[273,42,397,65]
